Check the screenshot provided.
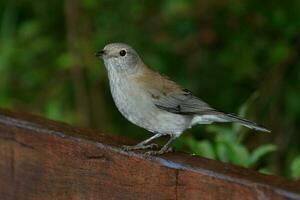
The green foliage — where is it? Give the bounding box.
[290,156,300,180]
[0,0,299,179]
[183,126,277,170]
[250,144,277,167]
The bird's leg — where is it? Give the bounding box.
[145,135,177,155]
[122,133,162,151]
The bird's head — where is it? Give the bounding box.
[96,43,142,73]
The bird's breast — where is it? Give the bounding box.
[107,71,190,134]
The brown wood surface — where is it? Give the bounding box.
[0,108,299,200]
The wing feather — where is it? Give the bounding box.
[134,65,217,115]
[153,89,217,115]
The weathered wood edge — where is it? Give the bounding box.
[0,108,299,199]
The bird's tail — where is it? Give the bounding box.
[217,113,271,133]
[193,112,270,132]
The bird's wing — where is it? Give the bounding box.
[152,89,217,115]
[134,66,217,115]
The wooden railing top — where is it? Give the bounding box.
[0,108,299,200]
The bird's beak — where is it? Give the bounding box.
[95,50,106,58]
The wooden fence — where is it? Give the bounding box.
[0,108,299,200]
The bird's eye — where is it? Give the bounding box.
[119,50,126,57]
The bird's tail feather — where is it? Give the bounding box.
[193,112,271,132]
[218,113,271,133]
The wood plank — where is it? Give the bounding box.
[0,108,299,200]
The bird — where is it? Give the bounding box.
[96,42,270,155]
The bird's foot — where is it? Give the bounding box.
[144,147,174,156]
[122,143,159,151]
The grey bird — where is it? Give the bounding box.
[96,43,270,155]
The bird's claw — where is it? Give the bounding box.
[122,143,159,151]
[144,147,174,156]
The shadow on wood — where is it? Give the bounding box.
[0,108,299,200]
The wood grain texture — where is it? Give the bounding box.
[0,108,299,200]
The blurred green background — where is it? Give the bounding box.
[0,0,300,180]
